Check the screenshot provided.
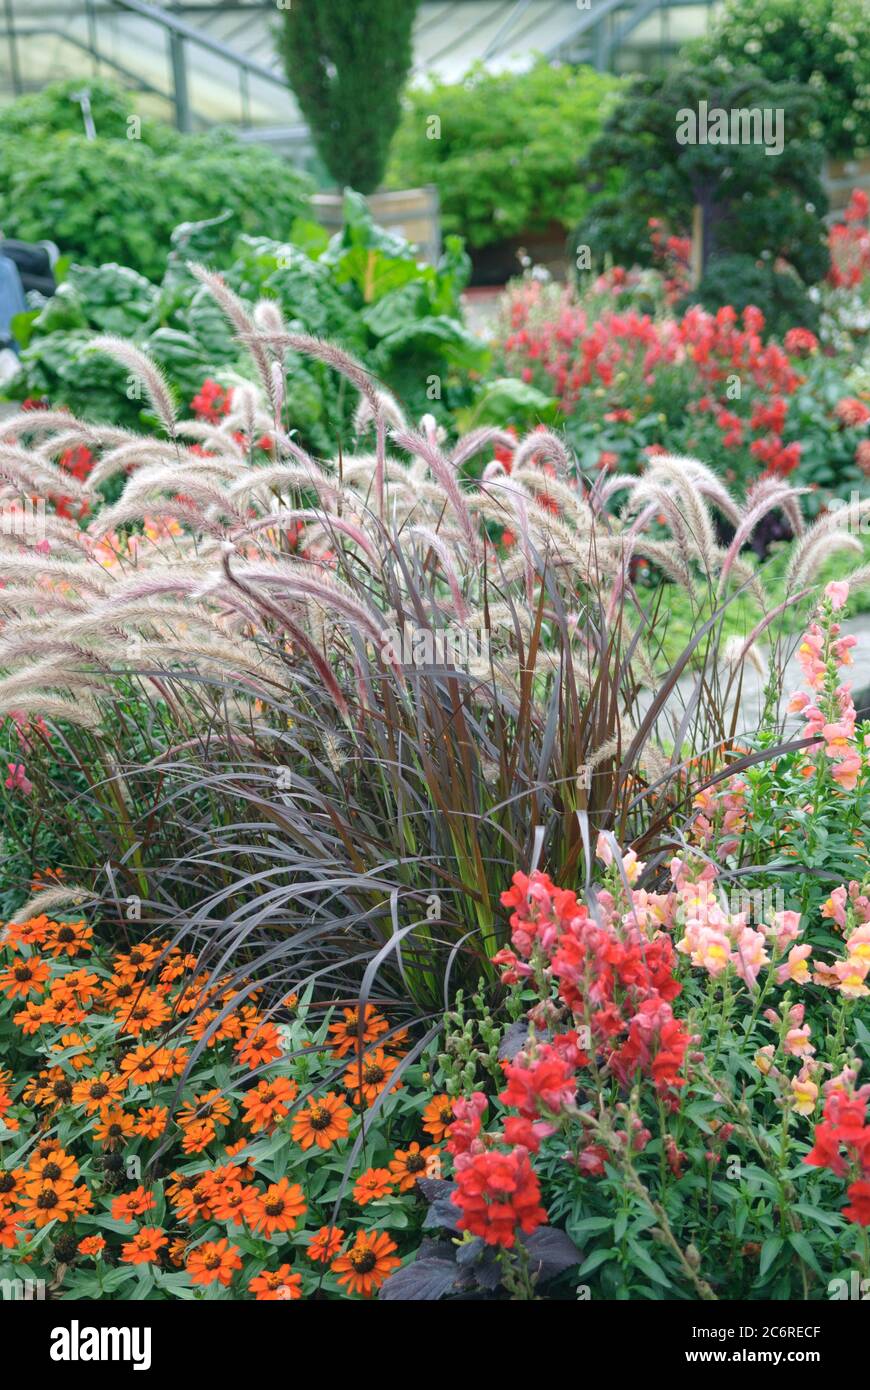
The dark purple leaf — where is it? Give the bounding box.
[378,1258,459,1301]
[522,1226,583,1281]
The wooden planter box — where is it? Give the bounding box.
[311,186,441,264]
[823,154,870,214]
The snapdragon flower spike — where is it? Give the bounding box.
[497,868,689,1103]
[789,583,863,792]
[805,1085,870,1225]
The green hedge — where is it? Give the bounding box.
[387,60,623,250]
[0,80,311,281]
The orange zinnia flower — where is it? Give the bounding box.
[111,1186,156,1223]
[209,1182,250,1225]
[0,1167,25,1207]
[244,1178,306,1237]
[0,1207,23,1248]
[234,1021,283,1069]
[353,1167,394,1206]
[343,1048,402,1106]
[249,1265,302,1300]
[306,1225,345,1263]
[4,913,50,948]
[71,1071,127,1115]
[241,1076,297,1133]
[115,989,170,1036]
[389,1142,441,1191]
[51,1031,94,1070]
[134,1105,168,1139]
[120,1045,188,1085]
[121,1226,168,1265]
[0,956,51,999]
[422,1094,456,1142]
[177,1088,232,1131]
[291,1091,352,1150]
[186,1237,242,1287]
[170,1176,213,1225]
[13,999,54,1034]
[327,1004,390,1057]
[16,1182,79,1227]
[93,1108,136,1149]
[43,919,93,958]
[330,1230,400,1297]
[78,1234,106,1257]
[26,1148,78,1186]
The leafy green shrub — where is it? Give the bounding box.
[689,0,870,158]
[572,62,830,336]
[0,80,311,281]
[279,0,420,193]
[5,194,487,453]
[387,60,623,250]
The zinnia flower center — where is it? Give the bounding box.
[349,1249,376,1273]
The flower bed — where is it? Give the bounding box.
[496,192,870,506]
[1,266,869,1304]
[1,589,868,1301]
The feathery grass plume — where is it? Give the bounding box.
[643,455,720,578]
[450,426,516,471]
[243,329,386,512]
[391,425,481,562]
[0,691,101,727]
[354,387,406,437]
[88,337,177,438]
[719,482,811,593]
[8,884,99,926]
[0,443,90,501]
[784,497,870,589]
[188,263,278,415]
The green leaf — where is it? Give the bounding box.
[758,1234,784,1278]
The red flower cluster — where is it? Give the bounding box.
[648,218,692,304]
[805,1086,870,1226]
[452,1145,548,1248]
[191,379,233,423]
[828,189,870,290]
[496,870,689,1102]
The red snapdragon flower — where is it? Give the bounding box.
[452,1146,548,1248]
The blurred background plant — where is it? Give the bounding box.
[6,192,486,455]
[688,0,870,159]
[0,80,311,282]
[280,0,420,194]
[387,60,623,253]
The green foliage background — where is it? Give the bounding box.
[689,0,870,158]
[0,80,311,281]
[387,60,623,250]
